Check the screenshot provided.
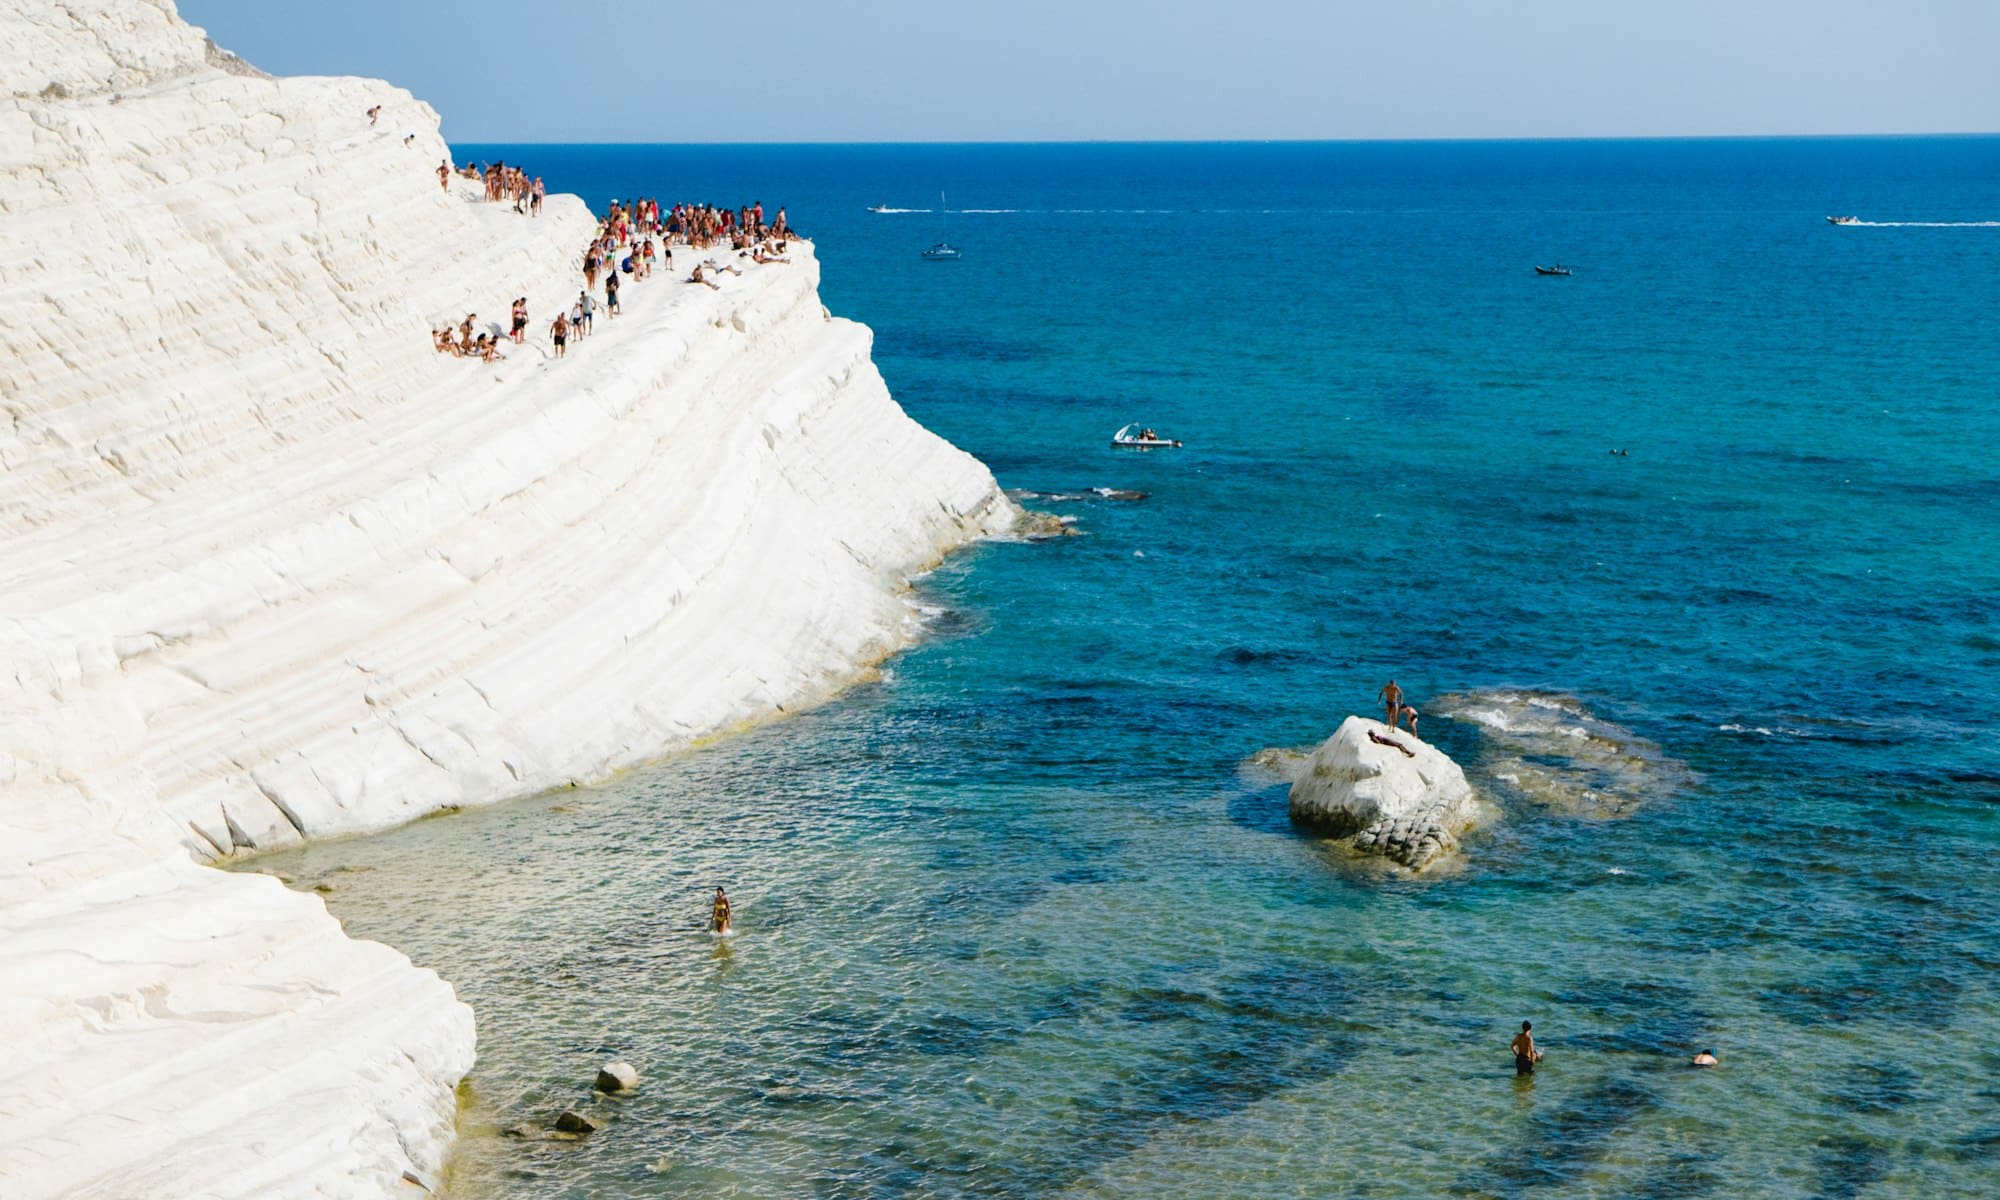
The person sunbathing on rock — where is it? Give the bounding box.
[688,263,720,290]
[1367,728,1415,757]
[476,333,504,362]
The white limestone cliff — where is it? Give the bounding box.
[0,2,1016,1195]
[1288,717,1483,870]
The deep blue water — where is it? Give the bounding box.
[265,140,2000,1197]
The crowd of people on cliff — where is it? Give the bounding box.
[436,158,545,215]
[428,161,800,366]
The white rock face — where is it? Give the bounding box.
[1288,717,1481,870]
[0,2,1015,1196]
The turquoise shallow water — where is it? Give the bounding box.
[248,140,2000,1197]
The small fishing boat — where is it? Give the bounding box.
[1534,264,1572,276]
[1826,215,1859,226]
[1111,423,1182,449]
[867,204,890,213]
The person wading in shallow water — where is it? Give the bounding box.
[711,886,732,934]
[1378,680,1404,729]
[1511,1021,1543,1076]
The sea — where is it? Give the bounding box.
[244,139,2000,1198]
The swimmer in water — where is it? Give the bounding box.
[1510,1020,1542,1076]
[1692,1049,1718,1067]
[711,886,732,934]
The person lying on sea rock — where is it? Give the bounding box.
[1367,728,1415,757]
[688,263,719,290]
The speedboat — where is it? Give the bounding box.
[867,204,890,213]
[1827,215,1859,225]
[921,242,960,261]
[1111,423,1181,449]
[1534,264,1572,276]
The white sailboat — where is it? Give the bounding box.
[922,191,960,260]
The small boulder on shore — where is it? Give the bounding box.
[1289,716,1482,871]
[595,1061,640,1094]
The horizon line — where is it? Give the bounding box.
[448,130,2000,147]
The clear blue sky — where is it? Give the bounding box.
[177,0,1998,143]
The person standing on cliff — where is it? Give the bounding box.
[604,268,621,317]
[437,160,449,192]
[1511,1021,1542,1076]
[1378,680,1404,729]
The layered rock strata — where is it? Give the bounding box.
[1288,717,1481,870]
[0,2,1014,1195]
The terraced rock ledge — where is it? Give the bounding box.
[0,3,1016,1195]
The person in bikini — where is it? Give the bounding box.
[509,297,528,344]
[1511,1021,1542,1076]
[711,886,732,934]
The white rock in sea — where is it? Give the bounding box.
[0,2,1016,1196]
[595,1061,641,1093]
[1288,717,1482,870]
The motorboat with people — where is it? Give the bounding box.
[1534,264,1572,276]
[1111,423,1182,449]
[1826,215,1859,225]
[867,204,891,213]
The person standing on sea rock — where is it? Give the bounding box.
[1378,680,1404,729]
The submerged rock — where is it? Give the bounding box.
[553,1110,604,1135]
[1429,690,1691,818]
[594,1061,640,1094]
[1289,717,1482,871]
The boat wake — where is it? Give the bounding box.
[1837,220,2000,228]
[1431,690,1694,819]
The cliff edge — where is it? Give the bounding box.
[0,2,1016,1195]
